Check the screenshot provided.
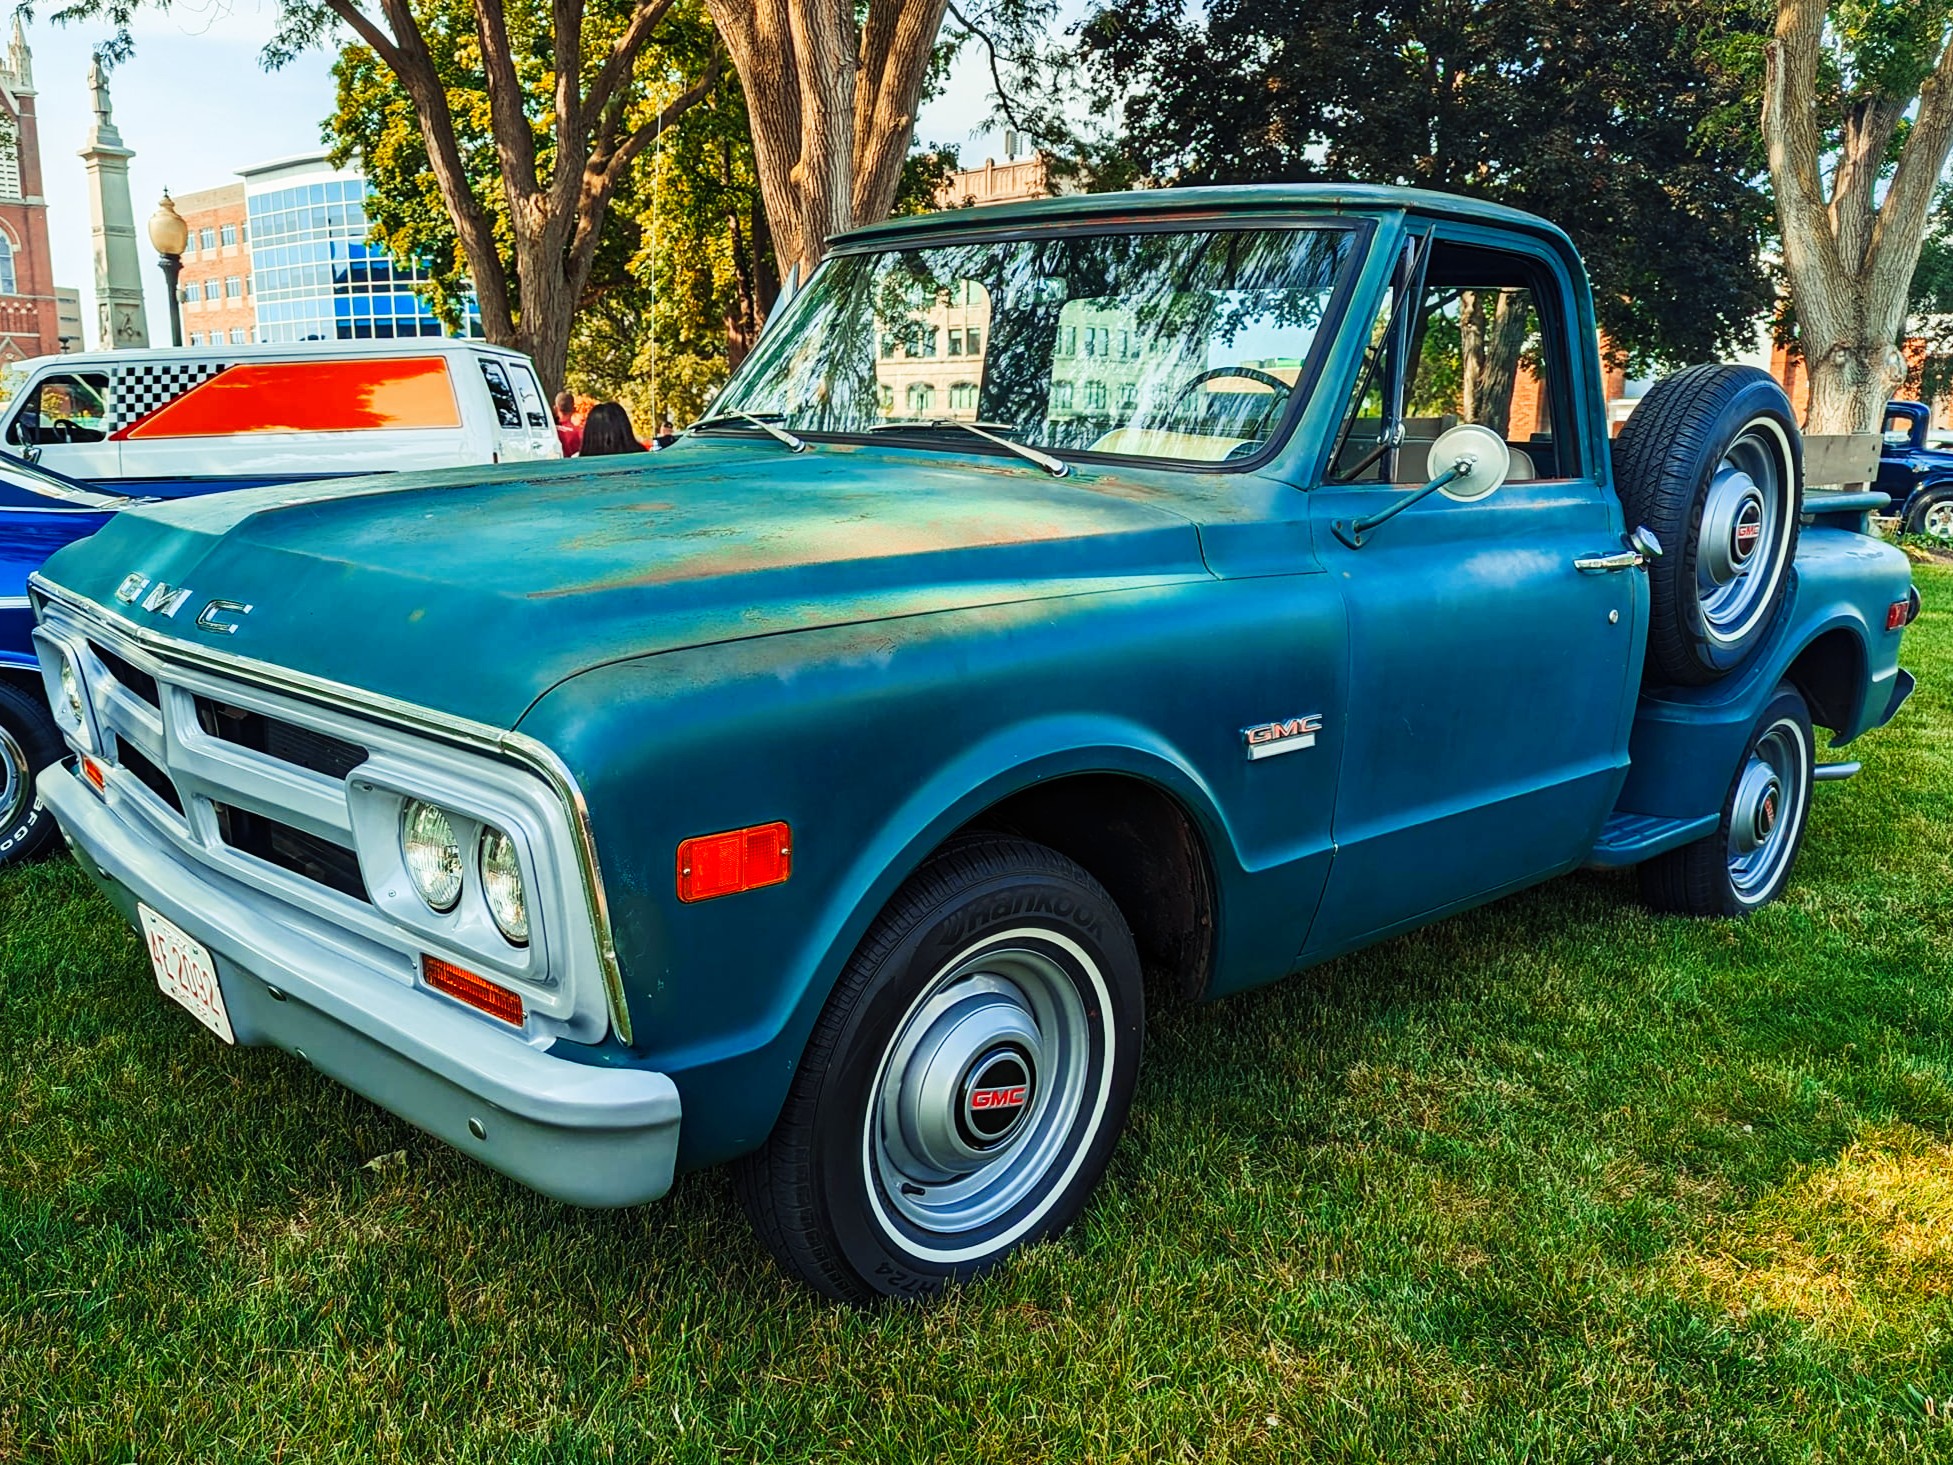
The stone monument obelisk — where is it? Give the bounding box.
[78,60,147,349]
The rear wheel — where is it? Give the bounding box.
[1639,685,1815,917]
[0,678,61,866]
[1612,365,1802,686]
[736,835,1143,1304]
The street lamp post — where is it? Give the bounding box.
[147,192,189,348]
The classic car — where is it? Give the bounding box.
[25,186,1918,1302]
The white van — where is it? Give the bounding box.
[1,339,561,494]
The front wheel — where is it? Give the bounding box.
[1639,684,1815,917]
[1907,485,1953,542]
[736,835,1144,1304]
[0,678,62,866]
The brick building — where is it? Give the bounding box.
[174,181,253,346]
[0,23,74,360]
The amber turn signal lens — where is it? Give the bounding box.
[80,755,106,792]
[422,954,524,1027]
[677,821,792,902]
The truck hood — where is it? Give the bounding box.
[38,439,1210,728]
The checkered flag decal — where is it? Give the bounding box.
[107,360,230,433]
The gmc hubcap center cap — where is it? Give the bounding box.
[958,1044,1035,1149]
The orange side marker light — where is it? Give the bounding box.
[677,822,792,902]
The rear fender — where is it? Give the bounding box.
[1615,528,1911,820]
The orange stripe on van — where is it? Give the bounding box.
[116,357,461,439]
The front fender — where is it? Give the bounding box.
[518,580,1340,1170]
[1615,528,1913,820]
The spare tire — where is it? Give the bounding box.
[1612,364,1802,686]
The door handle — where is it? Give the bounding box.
[1574,549,1644,573]
[1575,525,1663,573]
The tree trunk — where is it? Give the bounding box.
[707,0,950,284]
[1762,0,1953,440]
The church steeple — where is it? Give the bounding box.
[6,20,32,93]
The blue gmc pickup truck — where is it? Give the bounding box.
[23,186,1919,1302]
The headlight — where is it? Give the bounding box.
[400,800,463,912]
[55,655,84,730]
[478,826,529,945]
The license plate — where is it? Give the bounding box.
[138,904,234,1044]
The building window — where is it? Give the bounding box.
[229,327,248,344]
[878,383,894,412]
[200,227,217,252]
[226,276,243,299]
[1118,381,1138,411]
[906,382,935,414]
[947,329,962,356]
[1084,380,1108,411]
[949,382,978,411]
[207,280,224,301]
[966,327,982,357]
[221,223,238,247]
[187,332,200,346]
[1052,380,1074,410]
[880,334,896,359]
[0,234,17,296]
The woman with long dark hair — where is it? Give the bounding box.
[579,401,648,456]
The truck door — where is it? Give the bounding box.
[1301,232,1641,958]
[3,369,119,484]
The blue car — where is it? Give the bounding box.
[1880,400,1953,541]
[0,455,137,862]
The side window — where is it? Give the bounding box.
[6,372,111,445]
[505,362,550,429]
[478,360,523,429]
[1332,240,1572,485]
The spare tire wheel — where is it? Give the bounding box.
[1611,364,1802,687]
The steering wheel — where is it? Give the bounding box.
[51,418,82,443]
[1169,366,1294,413]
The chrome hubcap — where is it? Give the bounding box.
[1699,427,1789,646]
[1727,717,1808,902]
[869,940,1097,1239]
[0,722,28,833]
[1924,499,1953,541]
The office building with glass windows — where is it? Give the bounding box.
[239,153,476,343]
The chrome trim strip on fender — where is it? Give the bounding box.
[27,570,634,1046]
[0,595,29,610]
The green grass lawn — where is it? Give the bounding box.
[4,564,1951,1464]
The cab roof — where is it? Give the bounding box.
[833,182,1572,253]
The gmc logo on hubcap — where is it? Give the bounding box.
[969,1086,1029,1111]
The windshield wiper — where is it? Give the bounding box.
[867,419,1069,478]
[687,410,809,453]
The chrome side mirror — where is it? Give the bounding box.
[1334,423,1513,548]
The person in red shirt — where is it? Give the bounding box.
[554,391,583,457]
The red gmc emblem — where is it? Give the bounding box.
[1735,522,1761,546]
[969,1085,1029,1111]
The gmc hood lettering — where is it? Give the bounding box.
[115,572,253,634]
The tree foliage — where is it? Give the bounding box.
[49,0,721,394]
[1051,0,1775,373]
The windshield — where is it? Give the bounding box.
[710,224,1360,466]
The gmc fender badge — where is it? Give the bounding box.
[1243,714,1324,760]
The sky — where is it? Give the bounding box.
[21,0,1090,349]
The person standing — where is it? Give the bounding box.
[580,401,648,456]
[554,391,583,457]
